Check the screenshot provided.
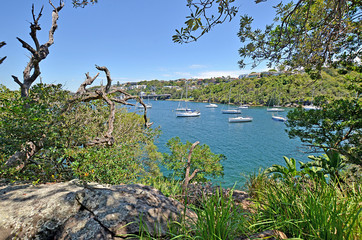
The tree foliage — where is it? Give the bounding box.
[286,76,362,166]
[0,84,162,184]
[162,137,225,183]
[238,0,361,77]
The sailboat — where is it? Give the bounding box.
[222,89,241,114]
[138,95,152,109]
[205,97,218,108]
[175,81,200,117]
[238,95,249,109]
[267,92,284,112]
[302,88,321,110]
[229,113,253,123]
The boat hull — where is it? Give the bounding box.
[205,104,218,108]
[222,109,241,114]
[272,116,287,122]
[229,117,253,123]
[176,110,201,117]
[267,108,284,112]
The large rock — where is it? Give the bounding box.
[0,180,196,240]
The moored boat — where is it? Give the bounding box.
[229,116,253,123]
[176,109,201,117]
[272,115,287,122]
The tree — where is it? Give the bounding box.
[237,0,361,78]
[286,78,362,166]
[11,1,64,97]
[0,67,161,183]
[162,137,225,190]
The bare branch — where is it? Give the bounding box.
[14,1,64,97]
[0,57,6,65]
[11,75,23,87]
[95,65,112,93]
[45,0,64,47]
[30,4,43,51]
[16,37,37,55]
[76,72,100,94]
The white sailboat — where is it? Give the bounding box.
[229,115,253,123]
[238,95,249,109]
[267,92,284,112]
[176,109,201,117]
[222,89,241,114]
[206,103,218,108]
[175,81,200,117]
[176,90,190,111]
[302,89,321,110]
[303,105,321,110]
[138,96,152,109]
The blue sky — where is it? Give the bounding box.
[1,0,277,92]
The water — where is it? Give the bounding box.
[130,100,309,188]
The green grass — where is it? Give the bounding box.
[130,174,361,239]
[249,176,362,239]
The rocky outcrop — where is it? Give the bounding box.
[0,180,196,240]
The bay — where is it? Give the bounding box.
[131,100,309,188]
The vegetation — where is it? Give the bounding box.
[0,83,162,184]
[125,68,357,107]
[162,137,225,191]
[1,0,361,239]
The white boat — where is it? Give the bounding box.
[303,88,321,111]
[267,107,284,112]
[267,92,284,112]
[138,96,152,108]
[238,104,249,109]
[222,89,240,114]
[222,109,241,114]
[229,116,253,123]
[138,103,152,109]
[206,103,218,108]
[272,115,287,122]
[176,109,200,117]
[175,81,200,116]
[238,95,249,109]
[303,105,321,110]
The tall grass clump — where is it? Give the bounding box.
[193,187,248,239]
[251,175,362,239]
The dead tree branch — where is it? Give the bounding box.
[73,65,153,147]
[12,0,64,97]
[0,41,6,64]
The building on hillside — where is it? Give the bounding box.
[238,74,249,79]
[247,72,261,78]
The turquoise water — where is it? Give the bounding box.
[131,100,309,188]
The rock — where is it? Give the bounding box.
[0,180,196,240]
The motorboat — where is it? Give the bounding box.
[272,115,287,122]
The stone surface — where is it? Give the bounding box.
[0,180,196,240]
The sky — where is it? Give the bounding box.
[0,0,277,92]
